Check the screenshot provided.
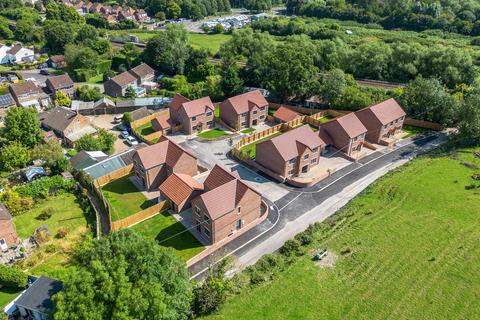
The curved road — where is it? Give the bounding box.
[188,132,448,279]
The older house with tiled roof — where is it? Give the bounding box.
[355,98,406,145]
[38,107,97,146]
[9,81,50,109]
[177,96,215,134]
[0,202,18,251]
[319,112,367,157]
[273,106,302,123]
[220,90,268,130]
[46,74,75,97]
[47,55,65,69]
[132,136,198,190]
[128,63,155,85]
[190,165,263,244]
[103,71,138,98]
[256,125,326,178]
[160,173,204,213]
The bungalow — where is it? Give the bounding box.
[132,136,198,190]
[47,55,66,69]
[319,112,367,158]
[9,276,63,320]
[9,81,50,110]
[177,96,215,134]
[38,107,97,146]
[355,98,406,145]
[159,173,204,213]
[273,106,302,123]
[151,113,174,135]
[220,90,268,130]
[45,74,75,97]
[256,125,326,178]
[190,165,263,244]
[0,202,19,251]
[103,71,138,98]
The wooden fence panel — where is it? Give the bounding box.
[93,164,134,187]
[131,109,170,129]
[111,201,170,231]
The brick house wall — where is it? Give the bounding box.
[285,146,321,178]
[178,109,214,135]
[255,140,287,176]
[356,110,405,143]
[104,80,137,98]
[321,122,365,157]
[220,102,268,130]
[0,220,18,247]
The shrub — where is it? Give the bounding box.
[246,253,286,285]
[37,207,54,220]
[280,239,303,257]
[0,190,32,216]
[56,227,69,238]
[0,265,27,289]
[16,175,75,198]
[191,277,229,316]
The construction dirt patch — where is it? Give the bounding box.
[314,251,338,269]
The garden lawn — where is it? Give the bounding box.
[136,122,156,136]
[188,33,231,54]
[198,128,228,139]
[13,193,92,281]
[204,147,480,320]
[317,115,335,123]
[403,125,428,138]
[102,175,154,221]
[240,131,283,159]
[131,211,205,261]
[0,287,22,308]
[241,128,255,134]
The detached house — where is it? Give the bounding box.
[132,136,198,190]
[151,113,174,135]
[319,112,367,158]
[128,63,155,85]
[177,96,215,134]
[9,81,50,109]
[273,106,302,123]
[159,173,204,213]
[169,93,190,124]
[46,74,75,97]
[256,125,326,178]
[0,44,35,65]
[355,98,406,145]
[220,90,268,130]
[38,107,97,146]
[190,165,263,244]
[47,55,66,69]
[103,71,138,98]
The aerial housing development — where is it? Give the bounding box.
[0,0,478,318]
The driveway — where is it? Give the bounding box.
[188,132,450,279]
[180,136,290,202]
[87,114,129,155]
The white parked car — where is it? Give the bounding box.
[126,136,138,146]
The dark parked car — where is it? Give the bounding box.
[39,69,50,75]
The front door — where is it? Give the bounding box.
[302,165,308,173]
[236,220,242,230]
[252,119,258,126]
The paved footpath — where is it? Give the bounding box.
[188,132,448,279]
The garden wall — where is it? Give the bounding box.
[111,201,170,231]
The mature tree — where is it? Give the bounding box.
[75,129,116,154]
[65,44,98,70]
[55,91,71,107]
[350,41,393,80]
[142,24,189,74]
[399,77,459,125]
[387,42,422,83]
[319,68,352,105]
[185,47,214,82]
[161,75,191,97]
[204,75,224,101]
[244,0,272,12]
[30,141,64,168]
[316,38,352,71]
[76,85,103,102]
[53,229,191,320]
[14,18,42,43]
[43,20,75,53]
[75,24,99,46]
[3,107,42,148]
[45,2,84,24]
[220,54,243,96]
[458,92,480,143]
[0,142,29,171]
[121,43,140,69]
[264,36,318,100]
[0,16,13,39]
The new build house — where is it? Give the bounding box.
[159,173,204,214]
[177,96,215,134]
[273,106,302,123]
[169,93,190,124]
[220,90,268,130]
[190,165,263,244]
[256,125,327,178]
[133,136,198,190]
[45,74,75,97]
[319,112,367,158]
[355,98,406,145]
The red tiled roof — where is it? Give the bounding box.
[170,93,190,111]
[199,165,260,220]
[180,96,215,118]
[264,125,326,161]
[358,98,406,125]
[330,113,367,138]
[151,114,174,130]
[273,106,301,122]
[223,90,268,114]
[134,136,196,170]
[159,173,203,206]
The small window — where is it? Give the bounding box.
[204,228,210,237]
[194,206,201,216]
[289,158,296,164]
[192,116,197,121]
[242,112,248,117]
[206,112,212,117]
[237,207,241,214]
[260,115,265,119]
[241,122,247,126]
[312,147,318,153]
[253,110,257,115]
[204,215,210,223]
[288,169,295,176]
[304,154,309,160]
[260,106,266,110]
[310,158,316,164]
[196,223,201,232]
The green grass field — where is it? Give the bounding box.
[131,211,205,261]
[317,115,335,123]
[240,131,283,159]
[188,33,231,54]
[0,287,22,308]
[198,128,229,139]
[204,147,480,319]
[101,175,155,221]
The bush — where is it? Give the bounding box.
[280,239,303,257]
[36,207,54,220]
[56,226,69,238]
[0,265,27,289]
[191,277,229,316]
[96,59,112,74]
[0,190,32,216]
[16,175,75,198]
[246,253,286,285]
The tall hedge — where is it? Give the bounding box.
[0,265,27,289]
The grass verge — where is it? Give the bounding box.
[198,128,229,139]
